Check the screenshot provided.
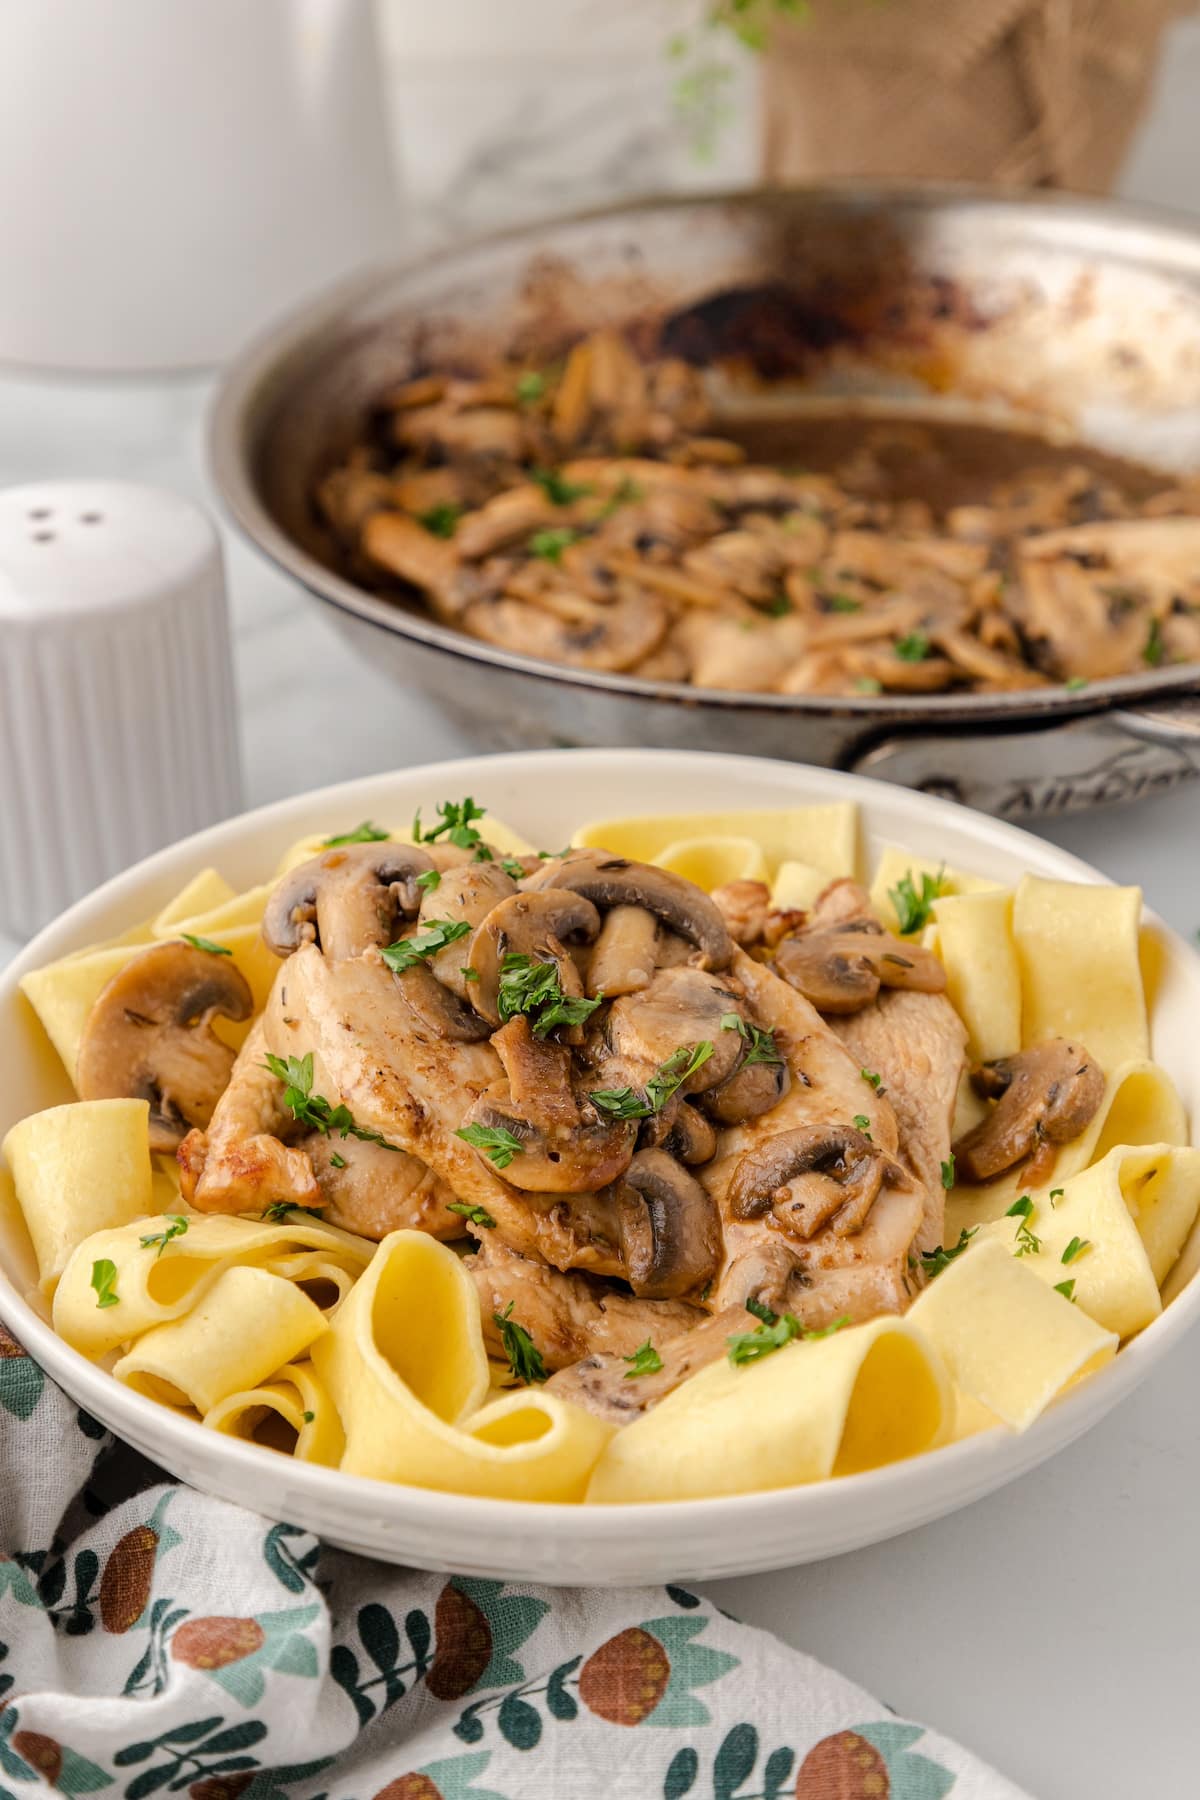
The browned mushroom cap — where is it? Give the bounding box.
[536,850,733,970]
[76,942,253,1153]
[639,1097,718,1166]
[391,960,491,1043]
[953,1038,1105,1183]
[605,967,744,1094]
[263,842,435,962]
[616,1149,722,1299]
[417,860,518,1002]
[727,1124,883,1238]
[467,889,601,1028]
[460,1090,635,1193]
[701,1053,789,1126]
[773,919,946,1014]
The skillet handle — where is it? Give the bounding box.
[849,693,1200,819]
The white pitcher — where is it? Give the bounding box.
[0,0,400,371]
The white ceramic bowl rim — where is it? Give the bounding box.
[1,750,1196,1571]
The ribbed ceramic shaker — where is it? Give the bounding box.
[0,481,243,937]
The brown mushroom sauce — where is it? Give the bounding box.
[313,333,1200,697]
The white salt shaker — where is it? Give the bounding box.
[0,482,243,937]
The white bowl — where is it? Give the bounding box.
[2,749,1198,1584]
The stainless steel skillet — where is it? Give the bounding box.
[211,184,1200,818]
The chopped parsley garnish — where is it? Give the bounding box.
[457,1122,524,1170]
[1049,1187,1064,1208]
[461,966,480,981]
[496,952,602,1038]
[590,1039,715,1120]
[853,1114,871,1133]
[826,593,861,614]
[302,1410,315,1423]
[1064,676,1089,693]
[854,677,884,695]
[1054,1279,1077,1302]
[699,1280,713,1302]
[725,1015,783,1066]
[531,468,593,506]
[381,919,472,974]
[323,821,390,846]
[888,866,945,935]
[623,1340,664,1380]
[499,858,528,880]
[728,1298,847,1366]
[412,797,487,849]
[1006,1194,1034,1218]
[330,1153,347,1170]
[262,1052,401,1152]
[940,1154,956,1190]
[803,1315,851,1340]
[90,1259,119,1309]
[416,502,463,539]
[415,868,441,893]
[600,476,645,515]
[761,592,793,618]
[1061,1236,1091,1265]
[447,1200,497,1229]
[860,1068,883,1090]
[895,630,932,663]
[1014,1221,1042,1257]
[529,527,581,563]
[493,1301,547,1383]
[261,1201,326,1223]
[919,1227,977,1278]
[139,1216,189,1258]
[1144,617,1165,667]
[515,370,546,405]
[720,1012,743,1033]
[181,933,232,957]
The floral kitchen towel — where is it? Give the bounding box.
[0,1325,1030,1800]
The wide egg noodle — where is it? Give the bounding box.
[1013,875,1149,1070]
[929,889,1021,1062]
[204,1359,345,1467]
[947,1057,1188,1227]
[586,1317,950,1504]
[53,1212,374,1359]
[770,859,836,912]
[652,835,770,892]
[20,947,152,1086]
[868,847,999,933]
[152,869,237,935]
[311,1230,612,1501]
[973,1143,1200,1340]
[114,1265,328,1414]
[572,805,860,882]
[908,1238,1117,1432]
[3,1099,153,1290]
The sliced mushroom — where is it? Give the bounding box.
[604,966,744,1094]
[462,589,668,674]
[492,1016,580,1131]
[773,918,946,1013]
[616,1148,722,1299]
[538,849,733,970]
[389,960,491,1043]
[701,1053,789,1126]
[460,1090,635,1194]
[77,941,253,1153]
[586,903,661,998]
[263,841,435,962]
[953,1038,1105,1183]
[727,1124,884,1239]
[639,1096,719,1166]
[417,859,518,1001]
[468,889,602,1030]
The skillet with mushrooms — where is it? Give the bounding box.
[313,335,1200,698]
[20,789,1192,1500]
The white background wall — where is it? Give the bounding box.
[376,1,1200,233]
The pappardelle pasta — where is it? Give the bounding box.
[4,798,1197,1505]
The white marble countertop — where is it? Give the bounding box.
[3,367,1199,1800]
